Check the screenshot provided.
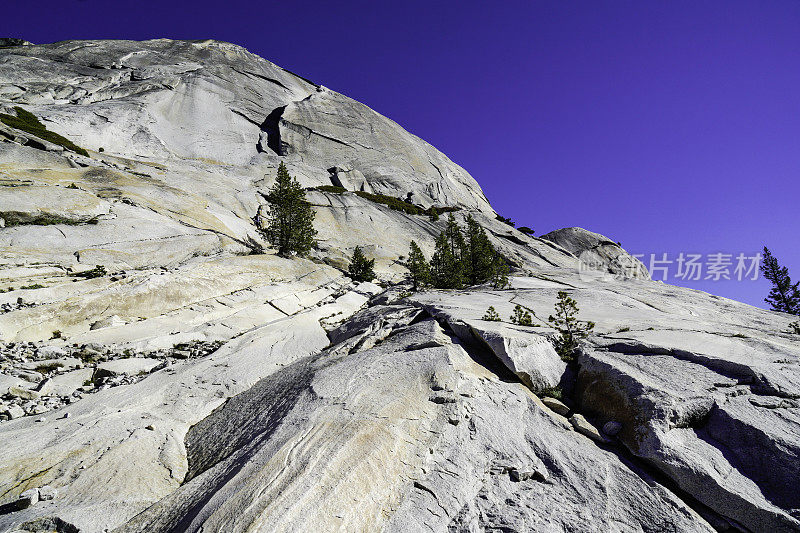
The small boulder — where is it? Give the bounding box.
[570,414,610,443]
[16,488,39,509]
[353,281,383,296]
[541,396,570,416]
[89,314,127,330]
[509,467,548,483]
[37,368,93,396]
[36,345,68,359]
[4,404,25,419]
[38,485,58,501]
[8,385,41,400]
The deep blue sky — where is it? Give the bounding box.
[4,0,799,309]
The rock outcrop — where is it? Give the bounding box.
[541,226,651,280]
[0,38,797,533]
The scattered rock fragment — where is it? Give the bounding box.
[570,414,610,443]
[541,396,570,416]
[17,488,39,509]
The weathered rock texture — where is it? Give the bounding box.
[0,39,797,533]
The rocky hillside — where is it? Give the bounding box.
[0,39,797,533]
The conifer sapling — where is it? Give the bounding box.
[348,246,376,282]
[406,240,431,291]
[548,291,594,362]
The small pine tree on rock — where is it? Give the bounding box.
[406,240,431,291]
[788,321,800,335]
[262,162,317,256]
[761,247,800,315]
[348,246,375,282]
[482,306,501,321]
[510,304,533,326]
[548,291,595,362]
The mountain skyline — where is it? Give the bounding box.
[4,0,799,310]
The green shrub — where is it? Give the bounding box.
[518,226,534,235]
[496,214,515,227]
[66,183,80,189]
[352,190,460,219]
[539,385,563,400]
[0,107,89,156]
[69,265,107,279]
[510,304,533,326]
[50,330,62,339]
[20,284,44,290]
[482,306,501,321]
[355,191,425,215]
[788,321,800,335]
[617,326,630,333]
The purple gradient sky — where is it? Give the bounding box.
[5,0,799,309]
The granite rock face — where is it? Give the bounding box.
[0,38,797,533]
[541,226,651,280]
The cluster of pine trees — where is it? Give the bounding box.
[258,165,509,291]
[406,214,509,291]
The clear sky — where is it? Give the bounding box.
[4,0,799,309]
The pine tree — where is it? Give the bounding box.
[263,163,317,256]
[348,246,375,282]
[490,254,510,289]
[482,306,501,321]
[510,304,533,326]
[464,214,496,285]
[761,247,800,315]
[548,291,595,362]
[431,214,466,289]
[406,240,431,291]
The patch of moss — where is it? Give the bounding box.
[20,284,44,290]
[0,106,89,156]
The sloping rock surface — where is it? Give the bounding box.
[0,39,797,533]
